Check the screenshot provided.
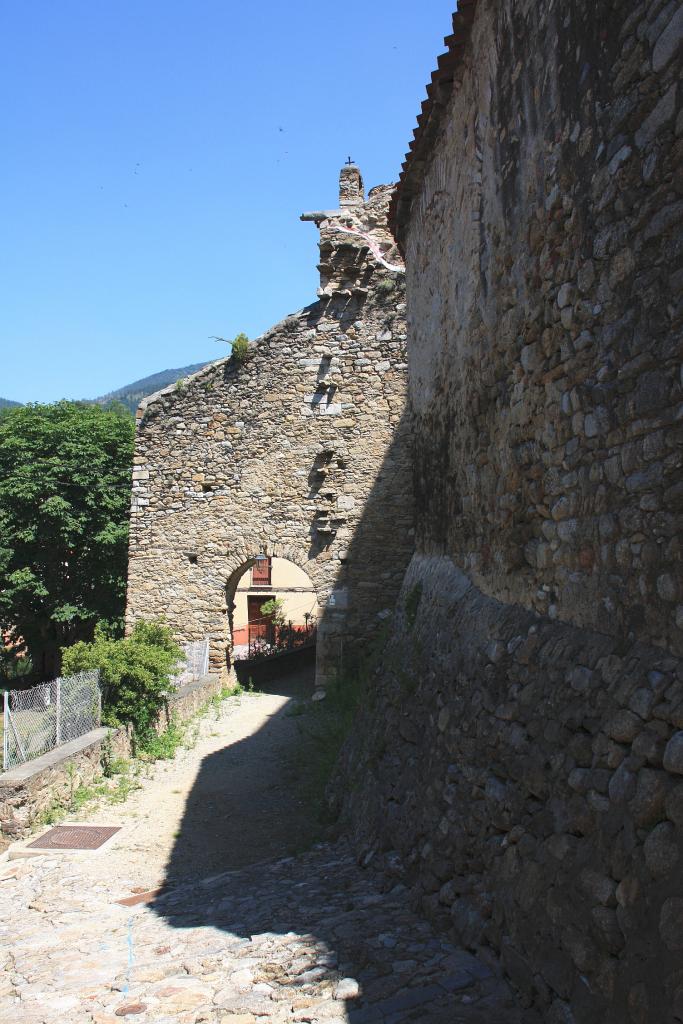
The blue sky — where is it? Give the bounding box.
[1,1,454,403]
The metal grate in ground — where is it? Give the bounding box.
[27,825,121,851]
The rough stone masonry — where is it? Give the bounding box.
[125,166,414,687]
[335,1,683,1022]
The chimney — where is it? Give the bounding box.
[339,162,364,207]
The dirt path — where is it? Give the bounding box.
[0,669,534,1023]
[66,669,318,893]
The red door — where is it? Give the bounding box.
[248,596,274,645]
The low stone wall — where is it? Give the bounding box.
[157,674,224,730]
[334,556,683,1023]
[0,674,222,840]
[0,727,131,841]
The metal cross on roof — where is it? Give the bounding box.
[346,156,354,165]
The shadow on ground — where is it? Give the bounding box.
[149,668,533,1024]
[162,667,318,880]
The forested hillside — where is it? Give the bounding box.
[0,361,211,414]
[93,361,210,412]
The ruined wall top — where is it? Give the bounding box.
[301,165,403,298]
[338,162,364,206]
[138,165,404,419]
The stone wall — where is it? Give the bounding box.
[336,559,683,1023]
[336,1,683,1021]
[399,0,682,654]
[0,674,224,839]
[125,169,414,688]
[0,727,131,841]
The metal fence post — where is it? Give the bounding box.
[3,691,8,771]
[55,678,61,746]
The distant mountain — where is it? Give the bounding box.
[93,362,211,413]
[0,361,214,414]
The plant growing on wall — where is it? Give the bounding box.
[230,333,250,362]
[375,277,394,295]
[209,332,250,362]
[405,582,423,630]
[61,619,184,744]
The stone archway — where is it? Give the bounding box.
[224,547,320,674]
[216,540,327,684]
[124,166,414,694]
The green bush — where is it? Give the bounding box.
[138,716,185,759]
[61,620,183,741]
[231,332,250,362]
[259,597,285,624]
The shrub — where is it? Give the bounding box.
[61,620,183,741]
[138,715,185,760]
[259,597,285,624]
[231,332,250,362]
[376,277,394,295]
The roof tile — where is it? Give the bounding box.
[389,1,479,248]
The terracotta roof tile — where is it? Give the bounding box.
[389,0,479,248]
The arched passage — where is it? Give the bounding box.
[125,168,414,695]
[225,554,319,667]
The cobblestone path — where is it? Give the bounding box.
[1,842,534,1024]
[0,684,534,1023]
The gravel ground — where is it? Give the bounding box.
[55,670,320,893]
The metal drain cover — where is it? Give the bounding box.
[27,825,121,851]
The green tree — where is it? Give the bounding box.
[62,620,183,741]
[0,401,134,679]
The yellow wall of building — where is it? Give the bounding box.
[232,557,318,635]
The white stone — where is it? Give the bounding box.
[607,144,631,174]
[557,284,573,307]
[334,977,360,1000]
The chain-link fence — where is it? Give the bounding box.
[172,640,210,687]
[2,670,101,771]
